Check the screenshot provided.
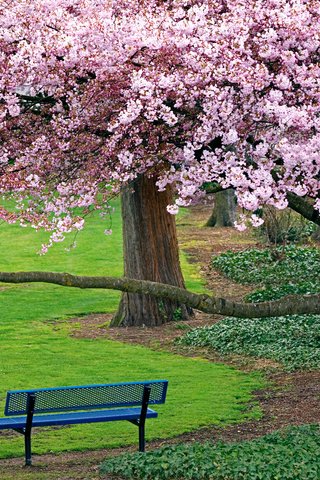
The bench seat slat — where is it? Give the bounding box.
[0,407,158,430]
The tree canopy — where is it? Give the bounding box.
[0,0,319,252]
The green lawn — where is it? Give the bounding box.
[0,201,264,458]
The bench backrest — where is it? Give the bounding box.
[5,380,168,416]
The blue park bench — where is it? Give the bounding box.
[0,379,168,466]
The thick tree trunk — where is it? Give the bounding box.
[111,175,191,327]
[206,189,236,227]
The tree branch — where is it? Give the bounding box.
[286,192,320,227]
[0,271,319,318]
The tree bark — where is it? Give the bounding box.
[206,189,236,227]
[111,175,191,327]
[286,193,320,226]
[1,271,320,318]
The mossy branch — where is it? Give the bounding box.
[0,271,319,318]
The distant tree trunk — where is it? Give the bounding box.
[206,189,236,227]
[312,226,320,241]
[111,175,192,327]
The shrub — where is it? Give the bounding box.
[257,206,316,244]
[177,315,320,371]
[100,424,320,480]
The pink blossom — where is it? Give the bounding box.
[234,221,247,232]
[223,129,239,145]
[0,0,319,249]
[8,104,20,117]
[166,204,179,215]
[250,215,264,228]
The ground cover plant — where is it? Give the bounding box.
[100,424,320,480]
[212,244,320,303]
[179,244,320,369]
[246,281,320,303]
[177,315,320,371]
[212,244,320,289]
[0,202,264,459]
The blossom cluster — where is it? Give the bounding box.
[0,0,319,244]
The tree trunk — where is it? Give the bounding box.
[111,175,192,327]
[206,189,236,227]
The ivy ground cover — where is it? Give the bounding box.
[101,424,320,480]
[178,314,320,371]
[0,202,263,458]
[212,245,320,302]
[179,245,320,370]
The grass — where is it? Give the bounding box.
[100,424,320,480]
[0,200,263,458]
[0,327,263,458]
[0,200,206,317]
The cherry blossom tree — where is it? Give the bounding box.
[1,0,320,324]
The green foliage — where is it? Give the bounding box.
[100,424,320,480]
[246,281,320,303]
[177,315,320,371]
[212,245,320,303]
[173,307,183,321]
[189,241,320,369]
[212,245,320,287]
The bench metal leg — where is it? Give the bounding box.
[139,423,145,452]
[25,432,32,466]
[138,386,150,452]
[130,386,151,452]
[24,393,36,466]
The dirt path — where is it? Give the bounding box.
[0,203,319,479]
